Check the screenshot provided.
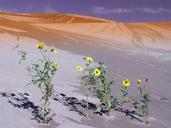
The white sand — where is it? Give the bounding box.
[0,33,96,128]
[0,24,171,128]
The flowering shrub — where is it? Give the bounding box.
[76,57,96,118]
[130,80,150,124]
[116,79,131,107]
[76,57,115,116]
[17,42,59,124]
[16,42,150,124]
[76,56,151,123]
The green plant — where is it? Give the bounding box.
[18,50,27,64]
[76,56,151,123]
[17,42,59,124]
[76,58,115,115]
[76,57,96,118]
[116,79,131,107]
[94,62,115,112]
[130,80,150,124]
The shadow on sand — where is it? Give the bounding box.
[0,91,145,124]
[54,93,144,123]
[0,92,59,128]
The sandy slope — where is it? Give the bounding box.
[0,12,171,50]
[0,33,171,128]
[0,33,96,128]
[34,22,171,49]
[0,12,171,128]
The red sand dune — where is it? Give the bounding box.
[0,12,171,49]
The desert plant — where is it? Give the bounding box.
[76,58,115,116]
[116,79,131,107]
[130,79,150,124]
[18,50,27,64]
[94,62,115,112]
[17,42,59,124]
[76,56,151,123]
[76,56,95,118]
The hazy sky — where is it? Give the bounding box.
[0,0,171,22]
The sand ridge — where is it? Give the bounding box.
[0,12,171,50]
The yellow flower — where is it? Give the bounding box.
[122,79,131,88]
[52,62,59,69]
[76,66,83,72]
[137,79,142,85]
[50,47,57,53]
[37,42,45,49]
[86,56,94,63]
[93,68,101,77]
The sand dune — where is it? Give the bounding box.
[0,12,171,50]
[0,12,171,128]
[0,12,112,23]
[34,22,171,49]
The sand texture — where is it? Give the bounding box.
[0,13,171,128]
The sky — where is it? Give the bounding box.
[0,0,171,22]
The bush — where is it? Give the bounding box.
[76,56,151,123]
[17,42,59,124]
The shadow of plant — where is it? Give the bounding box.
[58,94,113,116]
[0,92,39,120]
[114,108,143,122]
[54,93,97,117]
[54,93,144,122]
[0,92,144,123]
